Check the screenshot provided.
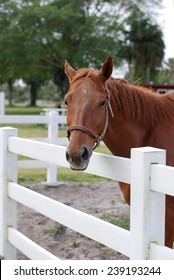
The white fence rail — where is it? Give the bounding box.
[0,127,174,260]
[0,110,68,183]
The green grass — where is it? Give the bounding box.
[5,105,44,115]
[18,168,47,183]
[101,213,130,230]
[18,167,108,184]
[1,105,48,138]
[2,105,111,184]
[43,222,67,236]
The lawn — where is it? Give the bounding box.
[2,105,111,184]
[5,105,44,115]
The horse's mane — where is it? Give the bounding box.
[70,68,174,128]
[109,78,174,128]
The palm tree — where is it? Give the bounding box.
[120,9,165,83]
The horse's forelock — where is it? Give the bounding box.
[70,68,102,88]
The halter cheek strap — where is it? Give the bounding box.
[67,87,114,150]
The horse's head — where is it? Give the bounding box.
[64,56,113,170]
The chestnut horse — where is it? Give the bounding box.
[64,56,174,248]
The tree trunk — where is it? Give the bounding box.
[54,68,68,98]
[8,78,13,106]
[30,81,37,106]
[133,62,141,82]
[146,64,151,84]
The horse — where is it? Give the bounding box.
[64,55,174,249]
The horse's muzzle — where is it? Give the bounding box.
[66,146,91,170]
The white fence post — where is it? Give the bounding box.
[130,147,166,259]
[0,92,5,116]
[47,111,58,184]
[0,127,18,259]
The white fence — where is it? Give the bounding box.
[0,127,174,260]
[0,110,68,183]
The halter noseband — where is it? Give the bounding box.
[67,87,114,150]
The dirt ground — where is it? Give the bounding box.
[17,181,130,260]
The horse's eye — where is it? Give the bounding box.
[99,100,106,107]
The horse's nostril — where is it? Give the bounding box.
[81,147,89,162]
[66,147,90,166]
[66,149,71,162]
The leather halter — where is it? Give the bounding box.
[67,87,114,150]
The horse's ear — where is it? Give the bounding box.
[99,56,113,82]
[64,60,76,82]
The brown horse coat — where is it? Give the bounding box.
[64,56,174,248]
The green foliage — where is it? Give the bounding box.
[38,82,60,102]
[153,58,174,85]
[119,8,164,83]
[0,0,165,104]
[0,0,121,92]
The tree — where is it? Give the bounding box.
[164,58,174,84]
[0,0,164,105]
[0,0,122,104]
[119,8,164,83]
[156,58,174,84]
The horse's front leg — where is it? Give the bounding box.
[165,195,174,248]
[119,182,131,205]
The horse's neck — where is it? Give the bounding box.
[103,108,145,158]
[103,81,150,157]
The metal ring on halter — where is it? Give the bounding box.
[67,87,114,150]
